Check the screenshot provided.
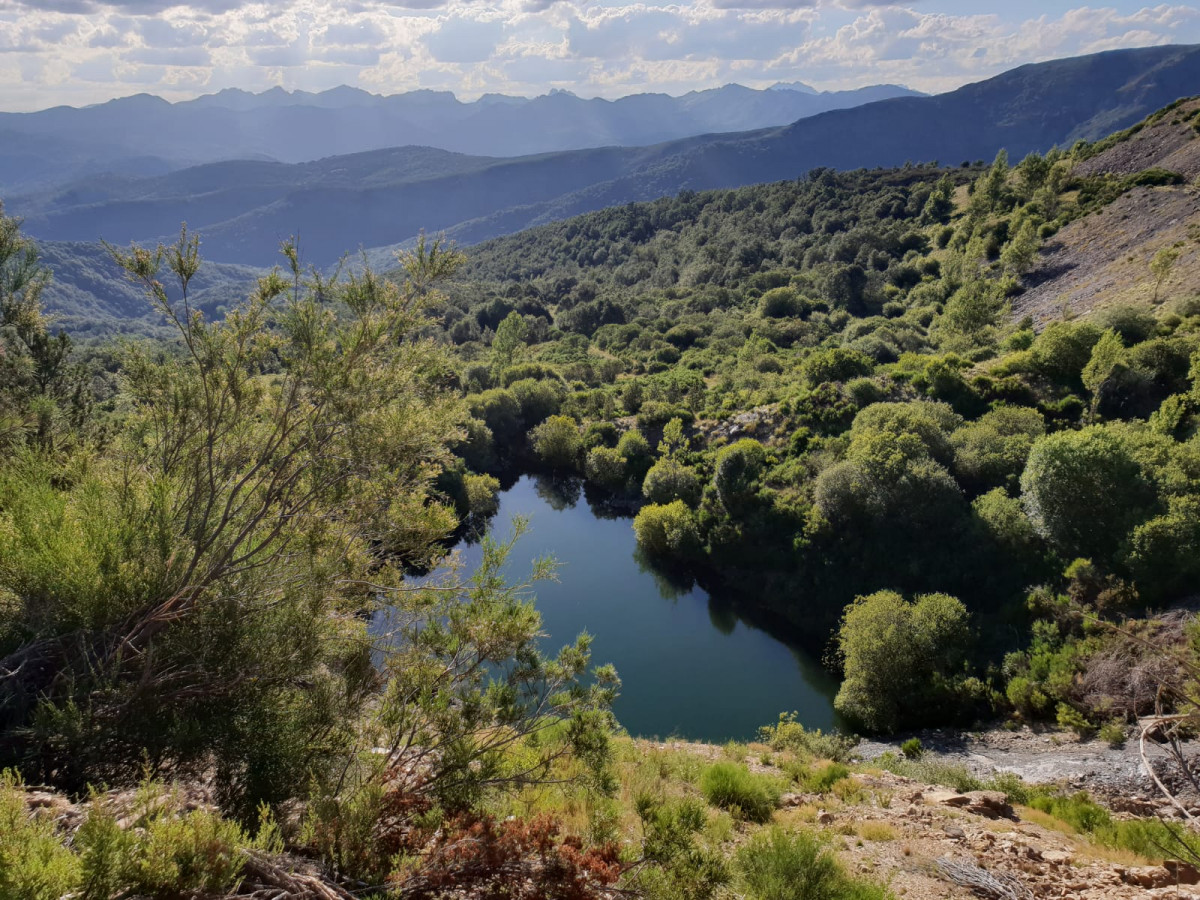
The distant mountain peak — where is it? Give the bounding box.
[769,81,818,94]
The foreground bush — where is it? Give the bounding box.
[699,762,778,823]
[737,827,891,900]
[834,590,975,732]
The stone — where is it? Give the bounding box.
[925,790,971,808]
[1165,860,1200,885]
[962,790,1014,819]
[779,793,804,808]
[1119,866,1174,888]
[942,824,966,840]
[817,810,834,826]
[1041,850,1073,866]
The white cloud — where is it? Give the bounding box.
[0,1,1196,109]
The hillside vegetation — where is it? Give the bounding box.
[429,99,1200,737]
[2,92,1200,900]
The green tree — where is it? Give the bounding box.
[1001,216,1040,276]
[834,590,972,732]
[1150,245,1182,304]
[713,439,766,510]
[633,501,701,558]
[1081,329,1128,419]
[1020,426,1158,561]
[531,414,581,470]
[491,310,528,373]
[643,458,701,506]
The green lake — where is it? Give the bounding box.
[444,474,841,743]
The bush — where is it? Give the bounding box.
[801,347,874,387]
[713,439,767,509]
[633,501,701,558]
[900,738,923,760]
[793,761,850,794]
[834,590,973,733]
[0,770,80,900]
[643,459,702,506]
[617,429,654,483]
[875,754,984,794]
[736,827,890,900]
[585,446,627,491]
[699,762,778,823]
[530,415,581,470]
[1020,425,1158,561]
[1030,321,1102,383]
[757,713,857,762]
[463,473,500,517]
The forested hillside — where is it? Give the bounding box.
[2,87,1200,900]
[432,97,1200,735]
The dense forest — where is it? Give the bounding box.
[427,100,1200,735]
[1,99,1199,899]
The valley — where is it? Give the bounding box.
[2,32,1200,900]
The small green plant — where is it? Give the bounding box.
[792,761,851,795]
[736,827,891,900]
[876,753,983,793]
[1099,720,1127,748]
[1056,702,1094,737]
[900,738,923,759]
[0,770,81,900]
[699,762,779,824]
[758,713,858,762]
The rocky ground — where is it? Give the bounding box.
[1012,185,1200,328]
[646,724,1200,899]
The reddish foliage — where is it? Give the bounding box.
[399,812,622,900]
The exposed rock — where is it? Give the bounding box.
[1165,861,1200,886]
[816,810,834,825]
[1040,850,1073,866]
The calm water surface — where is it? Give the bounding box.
[439,475,839,743]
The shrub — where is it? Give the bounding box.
[585,446,627,491]
[713,439,767,509]
[736,827,890,900]
[617,429,654,483]
[1020,426,1158,561]
[801,347,874,387]
[0,770,80,900]
[757,713,857,762]
[530,415,581,470]
[633,501,701,558]
[794,761,850,794]
[582,420,619,449]
[643,459,702,506]
[463,473,500,517]
[699,762,778,823]
[1030,321,1102,383]
[509,378,563,427]
[875,754,983,794]
[900,738,923,760]
[834,591,973,733]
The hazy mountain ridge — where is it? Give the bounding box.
[0,81,922,194]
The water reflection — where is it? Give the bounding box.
[430,474,843,742]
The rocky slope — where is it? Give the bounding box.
[1015,99,1200,327]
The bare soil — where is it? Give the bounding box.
[1012,185,1200,327]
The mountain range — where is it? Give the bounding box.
[0,82,921,195]
[15,42,1200,331]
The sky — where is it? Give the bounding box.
[0,1,1197,111]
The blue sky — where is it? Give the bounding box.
[0,2,1196,110]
